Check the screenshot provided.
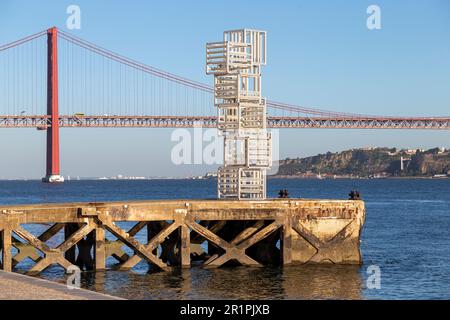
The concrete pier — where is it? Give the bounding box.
[0,199,365,274]
[0,270,121,300]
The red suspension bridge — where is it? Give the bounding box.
[0,27,449,181]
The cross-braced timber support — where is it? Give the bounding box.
[0,199,365,274]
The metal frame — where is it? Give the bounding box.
[207,29,272,199]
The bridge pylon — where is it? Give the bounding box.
[207,29,271,199]
[42,27,63,183]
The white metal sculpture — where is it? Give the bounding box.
[206,29,271,199]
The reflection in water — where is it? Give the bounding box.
[281,265,363,300]
[74,264,363,300]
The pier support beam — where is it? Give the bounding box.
[180,225,190,268]
[42,27,63,183]
[1,229,12,272]
[95,226,106,271]
[282,215,293,265]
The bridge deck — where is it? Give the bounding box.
[1,115,450,129]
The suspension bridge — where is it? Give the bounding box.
[0,27,449,181]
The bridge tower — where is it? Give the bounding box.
[206,29,271,199]
[42,27,64,183]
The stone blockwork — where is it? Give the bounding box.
[0,199,365,274]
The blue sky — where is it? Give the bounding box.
[0,0,449,179]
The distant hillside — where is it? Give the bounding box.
[276,147,450,178]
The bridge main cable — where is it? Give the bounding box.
[56,29,383,119]
[0,30,47,52]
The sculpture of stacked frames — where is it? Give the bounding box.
[206,29,271,199]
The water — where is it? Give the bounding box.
[1,178,449,300]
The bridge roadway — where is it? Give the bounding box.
[1,115,450,129]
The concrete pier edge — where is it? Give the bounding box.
[0,270,123,300]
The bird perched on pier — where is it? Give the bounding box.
[348,190,362,200]
[278,189,289,198]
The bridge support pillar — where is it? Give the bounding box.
[42,27,64,183]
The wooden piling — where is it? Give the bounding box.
[95,226,106,271]
[181,225,190,268]
[282,215,292,265]
[1,228,12,272]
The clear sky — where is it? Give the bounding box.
[0,0,449,179]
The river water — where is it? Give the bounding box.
[1,178,449,299]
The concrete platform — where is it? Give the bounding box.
[1,198,365,274]
[0,270,122,300]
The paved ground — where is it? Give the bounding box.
[0,270,123,300]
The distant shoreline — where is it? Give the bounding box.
[0,176,449,182]
[268,175,450,180]
[276,147,450,179]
